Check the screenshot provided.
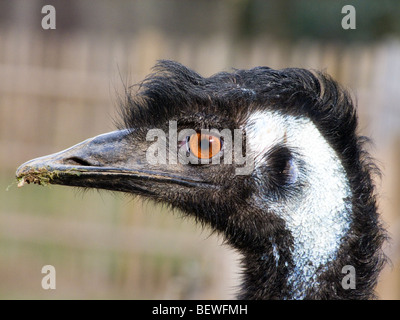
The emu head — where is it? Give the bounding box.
[16,60,386,299]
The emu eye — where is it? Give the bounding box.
[188,133,222,159]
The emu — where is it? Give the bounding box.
[16,60,386,299]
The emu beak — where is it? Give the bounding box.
[16,129,205,193]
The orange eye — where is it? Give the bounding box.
[188,133,222,159]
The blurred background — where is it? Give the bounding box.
[0,0,399,299]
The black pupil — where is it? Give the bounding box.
[200,138,211,150]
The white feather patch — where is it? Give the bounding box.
[245,110,352,299]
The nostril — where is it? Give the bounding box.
[64,157,93,166]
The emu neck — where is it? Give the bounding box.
[239,202,352,300]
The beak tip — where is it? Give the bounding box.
[16,161,30,178]
[17,177,27,188]
[15,159,53,187]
